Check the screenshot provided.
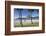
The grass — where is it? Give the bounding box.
[14,22,39,27]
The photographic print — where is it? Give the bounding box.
[5,1,45,35]
[14,9,39,27]
[11,5,43,31]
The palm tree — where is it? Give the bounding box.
[34,9,39,19]
[28,9,34,24]
[16,9,23,27]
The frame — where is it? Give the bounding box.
[5,1,45,35]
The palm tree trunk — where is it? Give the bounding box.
[31,12,33,24]
[19,10,23,27]
[31,17,33,24]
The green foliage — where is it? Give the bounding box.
[14,22,39,27]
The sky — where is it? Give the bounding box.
[14,8,39,18]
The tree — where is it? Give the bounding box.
[16,9,23,27]
[34,9,39,19]
[28,9,34,24]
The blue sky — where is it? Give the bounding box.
[14,8,39,18]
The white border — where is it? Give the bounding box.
[11,5,42,32]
